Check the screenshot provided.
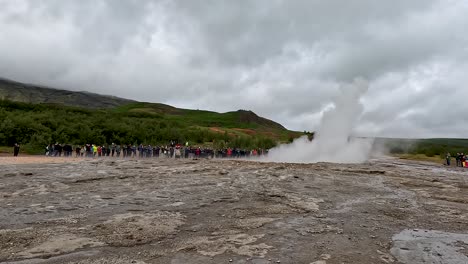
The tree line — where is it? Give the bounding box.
[385,138,468,157]
[0,100,277,154]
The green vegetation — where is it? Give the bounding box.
[0,100,301,154]
[2,78,466,160]
[113,102,286,130]
[379,138,468,160]
[396,154,445,163]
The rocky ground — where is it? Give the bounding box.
[0,157,467,264]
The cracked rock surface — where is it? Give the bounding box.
[0,157,467,263]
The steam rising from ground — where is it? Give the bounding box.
[265,78,374,163]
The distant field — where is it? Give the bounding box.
[0,146,12,154]
[374,138,468,157]
[395,154,445,164]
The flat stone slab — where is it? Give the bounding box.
[391,229,468,264]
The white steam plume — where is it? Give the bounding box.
[264,78,373,163]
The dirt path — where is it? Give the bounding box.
[0,157,467,263]
[0,156,84,165]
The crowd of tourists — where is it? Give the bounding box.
[455,153,468,167]
[446,152,468,167]
[44,142,268,159]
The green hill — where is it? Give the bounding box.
[114,102,286,130]
[0,78,301,153]
[0,78,135,109]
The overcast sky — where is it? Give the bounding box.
[1,0,467,138]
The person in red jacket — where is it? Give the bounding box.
[252,149,258,156]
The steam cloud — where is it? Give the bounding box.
[264,78,373,163]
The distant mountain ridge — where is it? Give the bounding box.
[0,78,135,109]
[0,77,286,131]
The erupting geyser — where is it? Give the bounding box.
[265,78,373,163]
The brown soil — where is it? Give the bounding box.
[0,156,83,165]
[232,128,257,136]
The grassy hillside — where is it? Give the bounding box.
[0,78,134,109]
[0,99,302,154]
[0,78,303,153]
[114,102,286,130]
[9,78,465,159]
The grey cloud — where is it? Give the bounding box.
[0,0,467,137]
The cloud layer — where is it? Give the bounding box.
[1,0,467,137]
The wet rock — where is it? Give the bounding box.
[17,234,105,259]
[391,229,468,264]
[218,170,229,175]
[2,157,468,263]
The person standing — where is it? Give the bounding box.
[93,144,98,157]
[446,153,451,166]
[116,144,121,158]
[175,146,181,159]
[57,144,63,157]
[132,145,137,158]
[75,145,81,157]
[155,146,160,158]
[13,143,20,157]
[170,147,175,158]
[148,145,152,158]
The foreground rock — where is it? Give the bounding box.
[0,157,467,263]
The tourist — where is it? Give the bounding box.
[63,144,73,157]
[174,147,181,159]
[54,143,62,157]
[93,144,98,157]
[13,143,20,157]
[75,145,81,157]
[154,146,160,158]
[116,144,121,157]
[138,144,143,158]
[132,145,137,157]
